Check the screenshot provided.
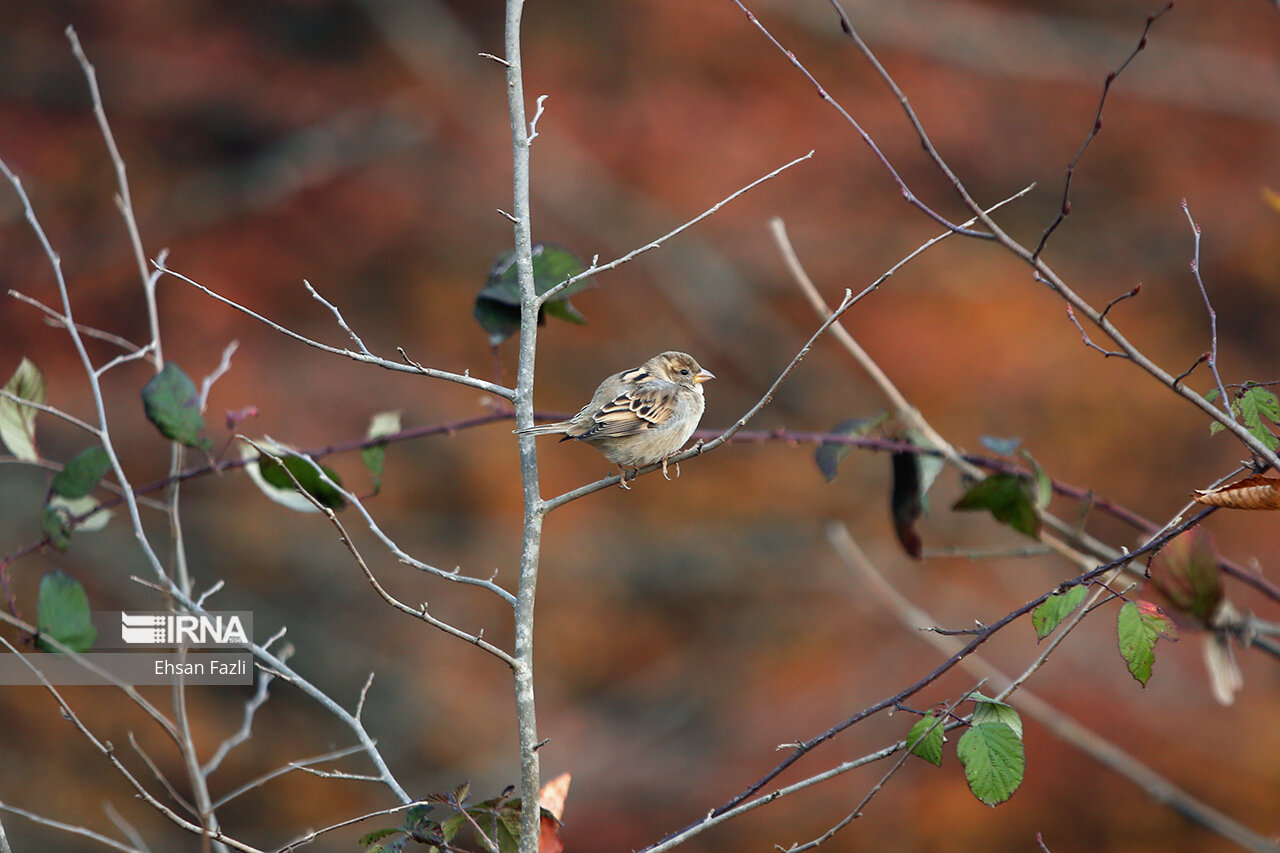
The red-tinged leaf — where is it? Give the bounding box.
[1192,475,1280,510]
[539,772,570,853]
[1149,527,1222,626]
[1117,600,1178,687]
[540,814,564,853]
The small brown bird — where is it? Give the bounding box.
[515,351,715,487]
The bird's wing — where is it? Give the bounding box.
[579,382,679,438]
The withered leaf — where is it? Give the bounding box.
[1192,475,1280,510]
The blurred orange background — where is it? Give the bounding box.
[1,1,1279,851]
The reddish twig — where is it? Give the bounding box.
[729,0,987,238]
[1033,3,1174,258]
[641,511,1206,853]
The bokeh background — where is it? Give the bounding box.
[2,1,1279,850]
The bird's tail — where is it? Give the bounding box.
[513,422,571,436]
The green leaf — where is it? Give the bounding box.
[969,692,1023,739]
[475,243,594,346]
[814,413,887,482]
[0,357,45,460]
[403,804,434,827]
[36,570,96,653]
[1117,600,1177,686]
[1237,385,1280,449]
[50,446,111,499]
[953,474,1041,537]
[357,827,401,847]
[494,807,521,853]
[258,454,347,511]
[1019,450,1053,510]
[1211,385,1280,449]
[908,711,944,766]
[1032,586,1087,639]
[41,505,72,552]
[439,811,467,843]
[141,363,212,451]
[907,430,946,509]
[361,411,401,494]
[956,721,1024,806]
[47,495,113,533]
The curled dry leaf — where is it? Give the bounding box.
[539,772,571,853]
[1192,475,1280,510]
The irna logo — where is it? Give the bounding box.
[120,612,249,646]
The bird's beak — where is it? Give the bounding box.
[694,369,715,383]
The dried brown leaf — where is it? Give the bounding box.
[1192,475,1280,510]
[539,772,571,853]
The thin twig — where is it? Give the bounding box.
[778,687,974,852]
[0,636,266,853]
[102,801,151,853]
[274,800,429,852]
[1033,4,1174,258]
[128,731,197,817]
[527,94,548,142]
[155,583,413,804]
[212,745,368,810]
[66,26,157,362]
[1066,305,1127,358]
[733,0,985,237]
[199,341,241,412]
[202,656,283,776]
[818,0,1280,471]
[543,288,861,511]
[0,801,142,853]
[1182,200,1232,415]
[244,440,517,666]
[827,523,1280,853]
[157,262,515,401]
[0,390,100,436]
[538,150,815,303]
[303,279,371,355]
[643,511,1206,851]
[773,216,1110,573]
[8,289,148,356]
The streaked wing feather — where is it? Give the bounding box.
[581,384,678,438]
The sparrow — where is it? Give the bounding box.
[514,351,715,488]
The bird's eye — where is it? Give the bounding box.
[680,368,690,375]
